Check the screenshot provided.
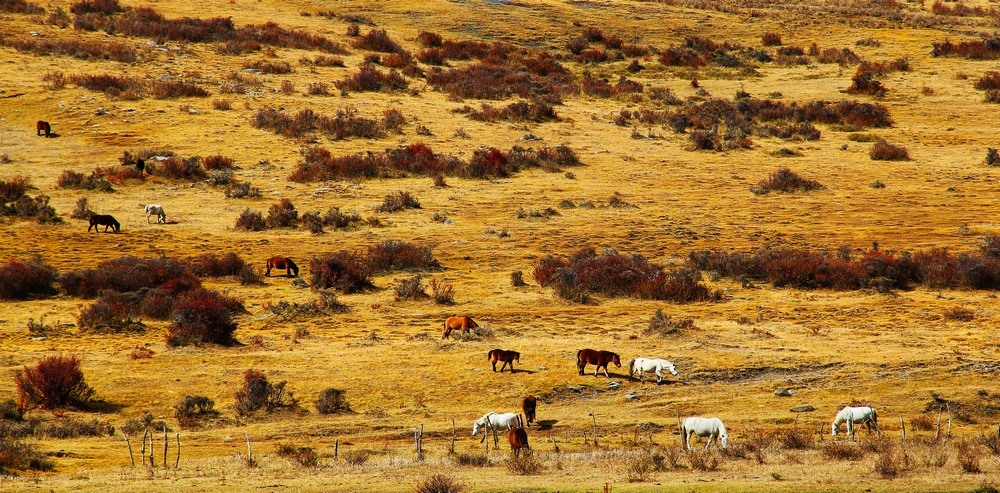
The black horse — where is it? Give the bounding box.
[88,214,120,233]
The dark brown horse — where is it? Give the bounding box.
[487,349,520,373]
[522,396,537,426]
[88,214,120,233]
[265,256,299,277]
[577,349,621,378]
[36,120,50,137]
[507,419,529,457]
[442,315,478,339]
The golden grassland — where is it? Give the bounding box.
[3,0,1000,491]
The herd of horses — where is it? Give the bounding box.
[468,334,881,454]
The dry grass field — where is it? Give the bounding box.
[4,0,1000,491]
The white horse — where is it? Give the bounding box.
[681,417,728,450]
[627,357,677,384]
[145,204,166,224]
[832,406,879,438]
[472,412,519,448]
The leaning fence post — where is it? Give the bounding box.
[450,419,456,455]
[245,433,253,467]
[124,431,135,467]
[175,432,180,469]
[334,438,339,464]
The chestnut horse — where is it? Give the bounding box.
[577,349,621,377]
[522,396,537,426]
[487,349,520,373]
[442,315,478,339]
[265,256,298,277]
[507,416,529,457]
[36,120,50,137]
[88,214,120,233]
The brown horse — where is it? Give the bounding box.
[88,214,120,233]
[442,315,478,339]
[265,256,299,277]
[577,349,621,378]
[522,396,537,426]
[507,418,529,457]
[487,349,520,373]
[36,120,50,137]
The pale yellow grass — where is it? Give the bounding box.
[2,0,1000,491]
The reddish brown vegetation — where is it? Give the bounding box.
[750,168,825,195]
[167,288,243,346]
[309,241,439,293]
[932,37,1000,60]
[15,355,94,411]
[251,106,398,140]
[0,257,58,300]
[0,0,45,14]
[289,143,580,182]
[0,34,140,63]
[466,100,557,122]
[533,247,716,303]
[424,48,571,100]
[335,63,408,92]
[869,140,910,161]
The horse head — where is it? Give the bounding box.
[514,352,521,363]
[666,361,678,376]
[472,413,492,437]
[612,353,621,367]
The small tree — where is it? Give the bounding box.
[234,369,295,416]
[14,354,94,411]
[315,388,350,414]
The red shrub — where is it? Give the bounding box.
[152,156,207,180]
[0,176,29,203]
[932,37,1000,60]
[366,240,439,273]
[310,251,374,293]
[351,28,403,53]
[335,63,409,92]
[750,167,825,194]
[166,288,243,346]
[78,291,145,332]
[417,31,443,47]
[234,208,266,231]
[191,252,248,277]
[870,140,910,161]
[761,32,782,46]
[203,154,236,170]
[1,0,45,14]
[58,256,190,298]
[575,48,608,64]
[70,0,123,15]
[15,355,94,411]
[974,72,1000,90]
[0,257,58,300]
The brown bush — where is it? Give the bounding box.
[870,140,910,161]
[932,37,1000,60]
[821,442,865,460]
[415,474,464,493]
[57,169,113,192]
[0,435,53,475]
[395,275,427,300]
[150,79,209,99]
[1,0,45,14]
[14,355,94,411]
[335,63,408,92]
[352,28,403,53]
[78,292,146,333]
[315,388,350,414]
[244,60,292,74]
[265,198,298,228]
[943,306,975,321]
[309,252,375,293]
[468,101,557,123]
[750,168,825,194]
[376,191,421,212]
[191,252,248,277]
[910,413,936,431]
[234,369,296,416]
[761,32,782,46]
[644,308,694,336]
[59,256,191,298]
[276,443,318,468]
[0,36,139,64]
[235,208,266,231]
[174,395,217,428]
[366,240,439,273]
[166,288,243,346]
[0,257,58,300]
[430,278,454,304]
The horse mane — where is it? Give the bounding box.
[286,257,298,269]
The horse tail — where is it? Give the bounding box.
[487,349,495,360]
[628,358,636,375]
[871,407,879,430]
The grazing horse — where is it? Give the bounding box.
[507,416,529,457]
[136,158,145,174]
[681,417,729,450]
[472,412,519,448]
[628,357,678,384]
[442,315,478,339]
[577,349,621,377]
[832,406,880,438]
[145,204,166,224]
[522,396,537,426]
[88,214,120,233]
[265,256,298,277]
[36,120,50,137]
[488,349,520,372]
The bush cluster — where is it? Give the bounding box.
[465,100,557,122]
[376,191,421,213]
[309,241,439,293]
[533,247,716,303]
[167,288,244,346]
[289,143,581,182]
[251,106,402,140]
[425,50,572,100]
[56,170,113,192]
[315,388,350,414]
[691,238,1000,291]
[69,73,207,100]
[0,0,45,14]
[932,37,1000,60]
[334,63,408,92]
[0,35,139,63]
[0,177,60,224]
[0,257,59,300]
[190,252,249,277]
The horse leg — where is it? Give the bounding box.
[578,362,585,376]
[491,359,497,372]
[265,263,271,277]
[602,364,610,378]
[656,369,662,384]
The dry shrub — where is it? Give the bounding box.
[315,388,350,414]
[37,417,112,438]
[957,440,983,473]
[453,453,488,467]
[505,451,542,475]
[430,278,454,304]
[78,292,146,333]
[511,271,527,287]
[235,208,266,231]
[761,32,782,46]
[59,256,191,298]
[943,306,975,321]
[366,240,439,273]
[69,73,145,98]
[645,308,695,336]
[623,450,656,482]
[226,182,261,199]
[265,198,298,228]
[0,257,58,300]
[352,28,403,53]
[166,288,243,346]
[276,443,318,468]
[986,148,1000,167]
[376,191,421,212]
[1,0,45,14]
[343,450,370,466]
[309,252,375,293]
[933,37,1000,60]
[687,449,721,471]
[57,170,113,192]
[14,355,94,411]
[395,275,427,300]
[821,442,865,460]
[870,140,910,161]
[151,79,209,99]
[129,346,153,359]
[778,427,815,450]
[873,444,912,478]
[415,473,464,493]
[234,369,296,416]
[335,63,408,92]
[910,413,936,431]
[750,167,824,194]
[152,156,207,180]
[468,101,557,123]
[425,57,571,101]
[191,252,248,277]
[0,436,53,475]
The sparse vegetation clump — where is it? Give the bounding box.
[234,369,296,416]
[56,170,113,192]
[315,388,350,414]
[0,257,59,300]
[174,395,218,428]
[415,474,464,493]
[870,140,910,161]
[335,63,408,92]
[750,167,825,194]
[166,288,244,346]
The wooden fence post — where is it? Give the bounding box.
[245,433,253,467]
[899,416,906,442]
[591,412,598,447]
[334,438,339,464]
[162,424,168,468]
[124,432,134,467]
[175,432,180,469]
[450,419,456,455]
